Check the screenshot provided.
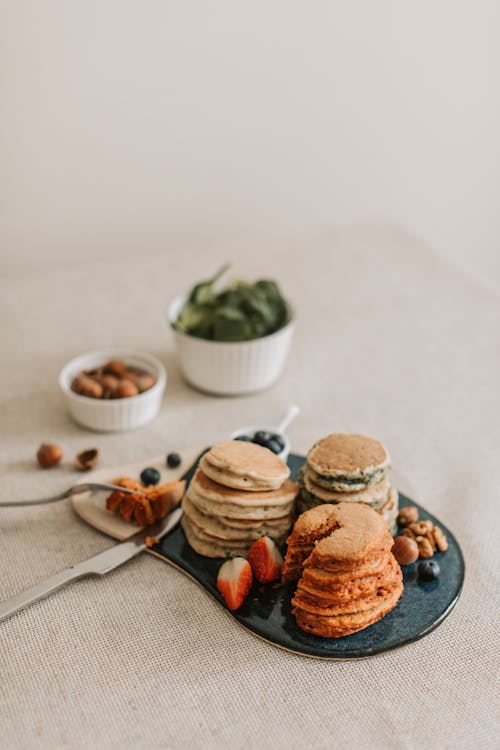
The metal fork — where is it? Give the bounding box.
[0,483,136,508]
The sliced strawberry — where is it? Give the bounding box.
[247,536,283,583]
[216,557,253,611]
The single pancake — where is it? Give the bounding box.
[306,434,390,492]
[201,441,290,491]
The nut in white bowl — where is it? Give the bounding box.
[167,295,295,396]
[59,349,167,432]
[229,427,290,463]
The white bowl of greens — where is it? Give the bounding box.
[167,265,294,395]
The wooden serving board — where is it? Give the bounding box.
[71,447,201,540]
[72,449,465,660]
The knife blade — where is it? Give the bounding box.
[0,507,183,624]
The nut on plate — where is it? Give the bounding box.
[392,535,419,565]
[409,520,434,535]
[37,443,63,469]
[400,517,448,560]
[416,536,434,558]
[75,448,99,471]
[433,526,448,552]
[424,530,437,552]
[397,506,419,526]
[402,527,417,541]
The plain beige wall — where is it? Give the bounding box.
[1,1,499,283]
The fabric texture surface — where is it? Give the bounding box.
[0,226,498,750]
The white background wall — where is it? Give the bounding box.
[1,1,499,283]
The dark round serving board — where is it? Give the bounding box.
[147,452,465,660]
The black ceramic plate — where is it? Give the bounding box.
[147,452,465,660]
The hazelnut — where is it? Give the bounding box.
[72,375,103,398]
[82,379,103,398]
[70,360,153,399]
[71,374,89,395]
[397,506,419,526]
[392,535,419,565]
[37,443,63,469]
[101,375,119,391]
[135,373,156,392]
[114,379,139,398]
[103,360,126,377]
[100,374,119,399]
[123,369,140,383]
[75,448,100,471]
[86,367,103,380]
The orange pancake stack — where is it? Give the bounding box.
[284,503,403,638]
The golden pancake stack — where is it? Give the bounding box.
[181,441,298,558]
[297,433,398,534]
[284,503,403,638]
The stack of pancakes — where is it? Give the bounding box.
[285,503,403,638]
[181,441,298,558]
[297,433,398,534]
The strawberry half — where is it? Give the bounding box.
[216,557,253,611]
[247,536,283,583]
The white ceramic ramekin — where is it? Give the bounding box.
[167,295,295,396]
[229,426,290,463]
[59,348,167,432]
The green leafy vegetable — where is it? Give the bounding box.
[175,265,289,341]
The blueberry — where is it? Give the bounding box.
[273,434,285,451]
[417,560,440,582]
[166,452,182,469]
[140,467,161,486]
[234,435,252,442]
[253,430,272,446]
[265,438,283,455]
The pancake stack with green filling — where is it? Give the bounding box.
[285,503,403,638]
[181,441,298,557]
[297,434,398,535]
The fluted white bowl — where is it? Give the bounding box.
[59,348,166,431]
[167,295,295,395]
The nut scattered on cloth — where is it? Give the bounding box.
[36,443,63,468]
[74,448,100,471]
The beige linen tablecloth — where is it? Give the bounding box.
[0,227,498,750]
